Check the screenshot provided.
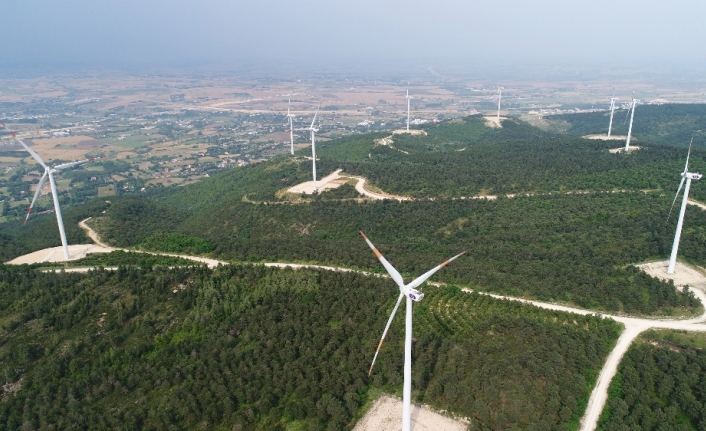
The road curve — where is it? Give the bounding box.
[78,218,226,268]
[65,222,706,430]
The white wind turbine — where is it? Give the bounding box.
[624,96,636,152]
[667,139,701,274]
[1,122,101,260]
[286,99,295,155]
[607,96,618,137]
[497,86,503,120]
[406,87,412,132]
[294,99,322,193]
[361,231,465,431]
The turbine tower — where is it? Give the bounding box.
[625,97,636,152]
[1,122,101,260]
[294,99,322,193]
[361,231,465,431]
[607,96,618,137]
[667,139,701,274]
[286,99,295,155]
[497,87,503,120]
[406,88,412,132]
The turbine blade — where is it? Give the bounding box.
[20,140,48,169]
[309,99,322,129]
[684,137,693,173]
[369,293,404,376]
[54,156,102,170]
[359,231,405,288]
[667,176,686,223]
[25,171,48,225]
[0,122,48,169]
[407,251,467,290]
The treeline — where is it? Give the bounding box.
[547,103,706,147]
[0,264,620,430]
[89,192,702,315]
[599,330,706,430]
[67,250,198,267]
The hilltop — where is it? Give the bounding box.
[544,104,706,147]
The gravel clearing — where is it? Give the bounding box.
[353,394,468,431]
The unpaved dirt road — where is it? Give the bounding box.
[11,219,706,431]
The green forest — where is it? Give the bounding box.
[599,330,706,431]
[75,192,701,315]
[3,111,706,429]
[545,104,706,147]
[0,264,621,430]
[3,116,706,315]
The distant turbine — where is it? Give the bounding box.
[607,96,618,137]
[667,139,701,274]
[497,87,503,120]
[625,97,636,152]
[286,99,295,155]
[294,99,323,193]
[361,231,465,431]
[406,87,412,132]
[1,122,101,260]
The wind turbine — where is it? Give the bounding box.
[607,95,618,137]
[1,122,101,260]
[286,99,295,155]
[361,231,465,431]
[624,96,636,152]
[406,87,412,132]
[497,87,503,120]
[294,99,322,193]
[667,139,701,274]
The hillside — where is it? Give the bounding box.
[4,112,706,430]
[599,329,706,430]
[88,192,701,315]
[5,116,706,315]
[0,264,621,430]
[545,104,706,147]
[314,116,706,199]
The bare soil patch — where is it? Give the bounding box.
[609,146,642,154]
[287,169,345,194]
[5,244,113,264]
[483,116,505,128]
[353,394,468,431]
[583,134,627,141]
[392,129,427,136]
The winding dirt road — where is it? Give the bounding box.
[76,218,226,268]
[27,220,706,430]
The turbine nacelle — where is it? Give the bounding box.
[683,172,702,180]
[406,288,424,302]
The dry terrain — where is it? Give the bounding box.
[353,395,469,431]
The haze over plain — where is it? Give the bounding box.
[2,0,706,74]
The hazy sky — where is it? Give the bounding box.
[3,0,706,73]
